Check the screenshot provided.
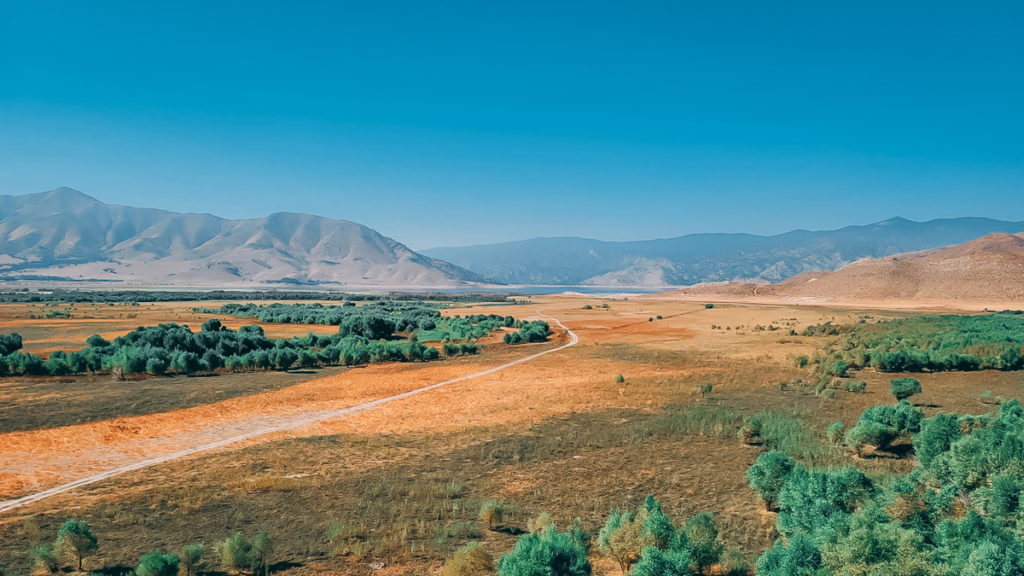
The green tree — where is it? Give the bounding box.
[756,535,825,576]
[683,513,722,575]
[747,452,797,510]
[55,518,98,572]
[497,524,591,576]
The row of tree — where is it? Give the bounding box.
[0,318,446,378]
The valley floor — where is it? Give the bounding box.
[0,296,1020,574]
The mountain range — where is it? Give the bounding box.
[3,188,1023,289]
[423,218,1024,286]
[0,188,484,287]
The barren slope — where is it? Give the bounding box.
[668,233,1024,306]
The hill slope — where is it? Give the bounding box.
[672,233,1024,305]
[0,188,486,287]
[774,233,1024,302]
[424,217,1024,286]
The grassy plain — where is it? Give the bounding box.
[0,296,1020,575]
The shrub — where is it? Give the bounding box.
[480,501,506,531]
[136,551,181,576]
[56,518,98,572]
[598,509,652,573]
[705,303,714,309]
[747,452,797,510]
[845,381,867,393]
[890,377,922,401]
[827,421,845,445]
[498,524,590,576]
[250,531,273,576]
[684,513,723,574]
[181,544,206,576]
[598,496,674,573]
[327,523,367,558]
[738,417,762,445]
[697,382,713,398]
[445,542,495,576]
[31,544,59,574]
[615,374,625,384]
[527,512,555,534]
[218,532,253,574]
[796,356,809,368]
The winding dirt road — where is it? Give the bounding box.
[0,314,576,514]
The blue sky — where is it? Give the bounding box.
[1,1,1021,249]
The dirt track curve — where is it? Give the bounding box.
[0,313,577,514]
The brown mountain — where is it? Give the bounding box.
[671,233,1024,305]
[0,188,487,288]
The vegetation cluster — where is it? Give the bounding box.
[807,314,1024,373]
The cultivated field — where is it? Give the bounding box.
[0,295,1019,575]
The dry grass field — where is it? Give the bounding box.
[0,295,1019,575]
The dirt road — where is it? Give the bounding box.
[0,314,577,514]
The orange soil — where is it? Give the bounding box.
[0,295,979,506]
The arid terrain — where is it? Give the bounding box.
[1,293,1020,575]
[668,233,1024,309]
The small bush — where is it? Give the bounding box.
[31,544,59,574]
[705,303,714,309]
[218,532,252,574]
[890,377,922,401]
[738,418,763,445]
[845,381,867,393]
[136,551,180,576]
[445,542,495,576]
[527,512,555,534]
[796,356,809,368]
[181,544,206,576]
[480,501,506,531]
[615,374,625,384]
[697,382,713,398]
[827,421,845,445]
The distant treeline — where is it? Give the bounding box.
[809,313,1024,373]
[0,289,520,304]
[208,303,543,345]
[0,318,451,378]
[200,302,444,337]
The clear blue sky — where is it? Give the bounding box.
[1,1,1021,249]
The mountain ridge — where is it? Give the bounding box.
[423,217,1024,286]
[0,188,486,287]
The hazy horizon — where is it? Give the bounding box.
[2,2,1022,249]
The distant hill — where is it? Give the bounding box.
[774,233,1024,302]
[423,217,1024,286]
[673,233,1024,304]
[0,188,486,287]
